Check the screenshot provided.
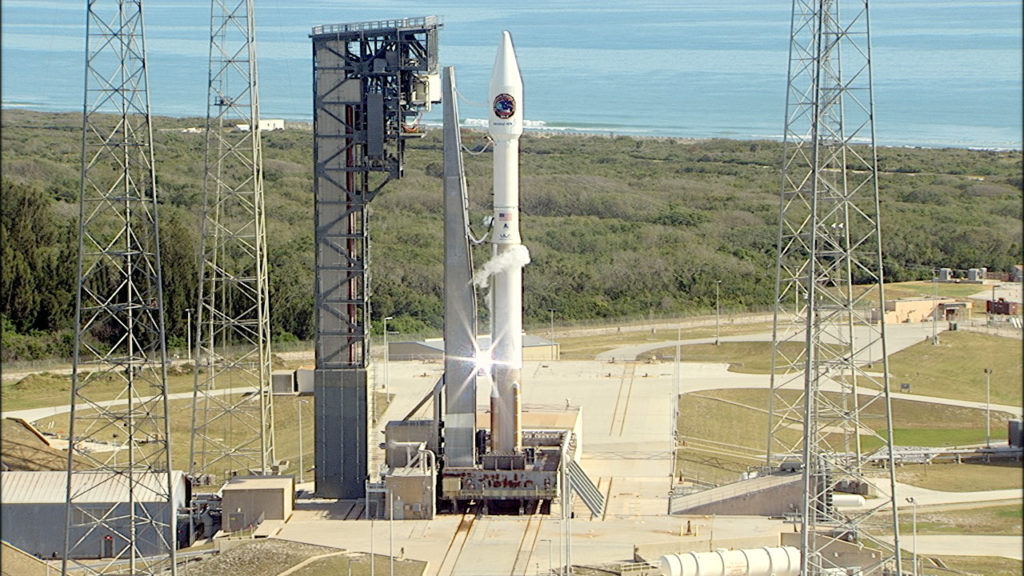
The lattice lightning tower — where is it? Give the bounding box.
[63,1,177,574]
[190,0,275,484]
[767,1,903,574]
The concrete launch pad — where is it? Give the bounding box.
[276,357,792,574]
[270,324,1024,573]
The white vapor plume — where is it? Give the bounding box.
[473,245,531,289]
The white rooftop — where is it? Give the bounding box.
[1,470,184,504]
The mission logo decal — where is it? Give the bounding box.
[493,93,516,120]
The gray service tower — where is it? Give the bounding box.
[310,17,441,499]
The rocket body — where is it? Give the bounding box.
[488,31,524,453]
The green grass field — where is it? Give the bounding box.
[653,328,1022,406]
[647,340,801,372]
[1,363,197,411]
[891,550,1024,576]
[677,388,1021,489]
[555,320,775,360]
[895,462,1023,492]
[8,309,1018,485]
[935,555,1023,576]
[33,393,315,482]
[888,331,1023,406]
[897,502,1022,536]
[886,280,996,301]
[29,389,392,482]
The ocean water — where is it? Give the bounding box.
[2,0,1021,148]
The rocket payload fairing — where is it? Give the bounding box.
[488,31,526,454]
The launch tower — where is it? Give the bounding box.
[768,0,903,573]
[63,1,176,573]
[310,17,441,499]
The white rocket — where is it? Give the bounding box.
[488,31,526,454]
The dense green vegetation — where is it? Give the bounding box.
[1,109,1021,360]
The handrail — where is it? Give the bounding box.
[312,16,440,36]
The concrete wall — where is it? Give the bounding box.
[385,421,440,466]
[674,477,802,517]
[272,371,295,394]
[390,342,440,360]
[3,503,72,558]
[314,369,368,499]
[524,343,559,361]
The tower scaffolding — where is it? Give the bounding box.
[190,0,275,484]
[63,1,177,574]
[767,0,903,574]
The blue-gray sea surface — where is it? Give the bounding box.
[2,1,1021,148]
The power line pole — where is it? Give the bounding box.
[767,1,902,573]
[190,0,275,484]
[715,280,721,346]
[984,368,992,448]
[64,1,176,573]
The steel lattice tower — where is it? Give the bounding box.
[190,0,275,485]
[767,1,903,574]
[63,1,177,574]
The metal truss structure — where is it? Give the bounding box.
[767,0,903,573]
[190,0,275,484]
[64,1,176,574]
[311,17,440,498]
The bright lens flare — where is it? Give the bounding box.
[473,349,493,375]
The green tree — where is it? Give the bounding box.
[157,210,199,342]
[1,179,59,331]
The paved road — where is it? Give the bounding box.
[914,535,1023,561]
[596,320,947,362]
[0,387,235,422]
[968,282,1023,304]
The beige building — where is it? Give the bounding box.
[873,297,972,324]
[221,476,294,532]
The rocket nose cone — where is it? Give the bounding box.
[489,30,523,139]
[496,31,514,63]
[489,31,522,91]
